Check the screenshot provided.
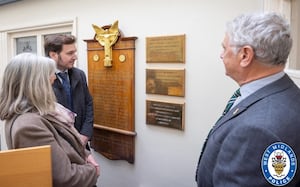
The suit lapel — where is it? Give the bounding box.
[68,68,80,90]
[53,78,63,89]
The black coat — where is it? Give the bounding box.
[53,67,94,139]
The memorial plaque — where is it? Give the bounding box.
[146,35,185,63]
[146,100,185,130]
[85,30,137,163]
[146,69,185,96]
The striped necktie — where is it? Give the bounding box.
[222,88,241,116]
[57,72,72,110]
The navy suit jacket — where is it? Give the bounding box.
[196,74,300,187]
[52,67,94,139]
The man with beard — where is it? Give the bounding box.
[45,34,94,150]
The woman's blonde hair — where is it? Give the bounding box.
[0,53,57,120]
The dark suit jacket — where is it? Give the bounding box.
[196,74,300,187]
[53,67,94,139]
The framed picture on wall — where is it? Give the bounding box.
[16,36,37,54]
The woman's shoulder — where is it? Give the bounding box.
[15,112,43,122]
[6,113,54,149]
[12,113,50,129]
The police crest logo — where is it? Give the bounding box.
[261,142,297,186]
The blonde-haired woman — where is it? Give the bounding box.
[0,53,99,187]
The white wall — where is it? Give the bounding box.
[0,0,263,186]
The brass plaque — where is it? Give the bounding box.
[146,35,185,63]
[146,69,185,96]
[146,100,185,130]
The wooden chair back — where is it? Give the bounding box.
[0,145,52,187]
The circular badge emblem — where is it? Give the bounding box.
[261,142,297,186]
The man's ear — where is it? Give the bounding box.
[239,46,254,67]
[49,51,58,60]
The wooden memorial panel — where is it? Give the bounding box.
[85,35,137,163]
[92,127,135,163]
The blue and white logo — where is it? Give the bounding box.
[261,142,297,186]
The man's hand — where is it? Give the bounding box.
[79,134,89,146]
